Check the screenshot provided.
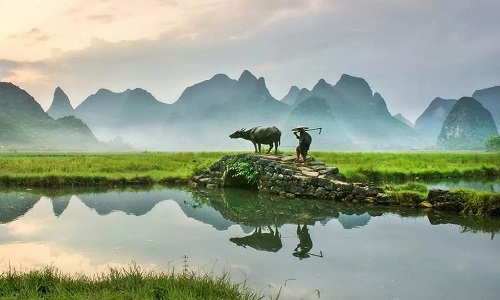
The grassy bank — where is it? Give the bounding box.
[311,151,500,182]
[0,152,232,187]
[0,265,261,300]
[0,151,498,187]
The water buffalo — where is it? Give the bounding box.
[229,126,281,154]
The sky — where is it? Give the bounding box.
[1,0,499,122]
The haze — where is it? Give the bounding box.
[1,0,500,122]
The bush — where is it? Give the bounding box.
[485,136,500,151]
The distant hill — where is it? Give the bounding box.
[414,97,457,147]
[437,97,498,150]
[55,71,425,150]
[393,113,413,127]
[46,87,74,119]
[282,96,354,150]
[165,70,291,151]
[471,86,500,128]
[285,74,420,150]
[280,86,300,105]
[14,71,499,151]
[173,73,237,117]
[73,88,170,148]
[0,82,105,150]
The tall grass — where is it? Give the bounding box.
[0,264,262,300]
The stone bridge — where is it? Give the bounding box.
[190,154,391,204]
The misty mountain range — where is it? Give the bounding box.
[1,70,498,151]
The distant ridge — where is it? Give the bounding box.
[0,82,104,150]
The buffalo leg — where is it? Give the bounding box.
[257,143,262,153]
[252,142,258,153]
[274,142,278,154]
[267,143,273,154]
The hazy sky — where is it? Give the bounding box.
[1,0,499,122]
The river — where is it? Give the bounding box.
[1,187,499,299]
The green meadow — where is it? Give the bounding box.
[0,151,498,186]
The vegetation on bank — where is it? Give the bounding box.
[486,136,500,152]
[310,151,500,182]
[0,151,498,215]
[0,265,261,300]
[0,151,498,187]
[0,152,233,187]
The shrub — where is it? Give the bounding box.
[485,136,500,151]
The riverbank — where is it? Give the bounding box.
[1,151,498,215]
[191,154,500,216]
[0,265,261,300]
[0,151,498,186]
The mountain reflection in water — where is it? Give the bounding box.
[1,187,499,241]
[1,187,500,300]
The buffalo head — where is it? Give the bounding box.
[229,128,246,139]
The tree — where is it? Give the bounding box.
[485,136,500,151]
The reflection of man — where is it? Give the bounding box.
[293,224,313,259]
[293,126,312,164]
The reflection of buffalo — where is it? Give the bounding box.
[230,226,282,252]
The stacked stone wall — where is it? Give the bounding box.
[190,154,391,204]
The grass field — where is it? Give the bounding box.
[310,151,500,182]
[0,151,498,186]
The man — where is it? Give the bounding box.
[293,125,312,163]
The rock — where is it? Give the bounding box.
[301,170,320,177]
[281,156,296,162]
[298,166,313,172]
[420,201,433,208]
[292,175,309,180]
[311,165,327,171]
[319,167,339,175]
[206,183,219,189]
[314,187,327,198]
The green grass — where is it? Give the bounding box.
[0,151,498,187]
[0,264,262,300]
[310,151,500,182]
[0,152,233,186]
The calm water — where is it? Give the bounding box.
[425,179,500,192]
[1,187,500,300]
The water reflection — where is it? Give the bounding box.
[424,179,500,192]
[1,187,500,300]
[0,192,39,223]
[1,187,499,239]
[230,226,282,252]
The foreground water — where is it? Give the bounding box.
[1,187,500,300]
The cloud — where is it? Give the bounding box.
[87,14,114,23]
[1,0,499,121]
[8,28,50,43]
